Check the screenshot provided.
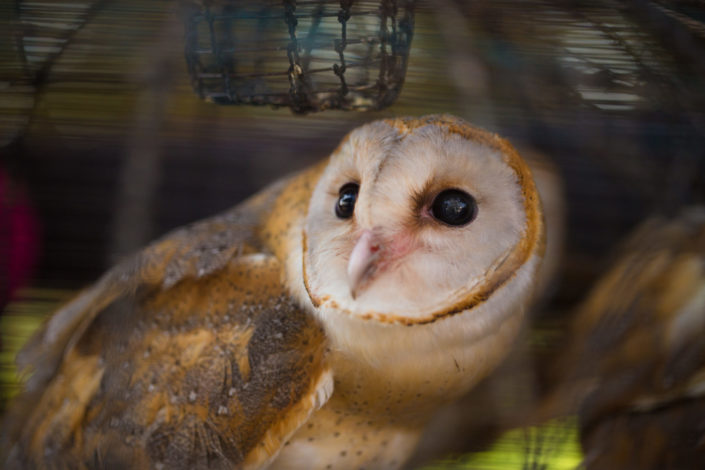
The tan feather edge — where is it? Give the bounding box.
[243,368,334,469]
[302,115,545,326]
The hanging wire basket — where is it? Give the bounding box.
[182,0,415,113]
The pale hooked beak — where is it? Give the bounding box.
[347,229,381,299]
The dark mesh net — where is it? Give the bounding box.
[183,0,415,113]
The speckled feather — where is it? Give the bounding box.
[1,170,330,470]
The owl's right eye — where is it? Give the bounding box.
[335,183,359,219]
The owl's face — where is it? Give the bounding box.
[303,116,543,325]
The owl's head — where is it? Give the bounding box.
[302,115,544,328]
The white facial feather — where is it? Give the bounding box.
[277,116,545,470]
[304,120,528,317]
[289,116,544,398]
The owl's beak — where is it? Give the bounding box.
[347,229,381,299]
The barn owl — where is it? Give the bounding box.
[1,115,544,470]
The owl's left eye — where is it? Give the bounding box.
[431,189,477,226]
[335,183,359,219]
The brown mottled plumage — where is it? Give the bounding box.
[1,115,545,470]
[2,176,330,470]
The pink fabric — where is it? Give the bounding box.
[0,167,40,303]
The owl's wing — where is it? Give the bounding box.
[3,177,333,469]
[540,208,705,468]
[569,209,705,419]
[15,179,285,391]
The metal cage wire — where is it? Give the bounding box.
[183,0,416,113]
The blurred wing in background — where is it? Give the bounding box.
[546,207,705,469]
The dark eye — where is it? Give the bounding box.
[335,183,359,219]
[431,189,477,226]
